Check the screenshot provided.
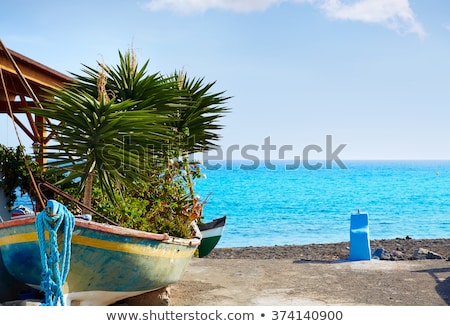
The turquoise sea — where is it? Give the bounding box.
[12,160,450,248]
[194,160,450,248]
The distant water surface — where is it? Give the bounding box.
[11,160,450,248]
[194,160,450,248]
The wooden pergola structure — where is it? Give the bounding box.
[0,41,118,216]
[0,40,72,164]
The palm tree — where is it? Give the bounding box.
[170,70,230,197]
[73,51,230,155]
[29,88,173,207]
[171,70,230,154]
[70,51,230,200]
[27,50,230,222]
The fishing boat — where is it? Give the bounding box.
[0,41,225,305]
[198,216,226,258]
[0,207,201,306]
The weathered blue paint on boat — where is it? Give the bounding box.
[0,216,201,305]
[0,250,34,302]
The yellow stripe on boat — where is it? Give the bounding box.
[71,235,193,258]
[0,233,39,246]
[0,233,193,258]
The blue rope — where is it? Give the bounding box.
[35,200,75,306]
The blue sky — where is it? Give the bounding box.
[1,0,450,161]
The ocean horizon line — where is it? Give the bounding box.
[198,159,450,162]
[196,159,450,171]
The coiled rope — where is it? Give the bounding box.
[35,200,75,306]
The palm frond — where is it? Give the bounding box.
[27,87,173,201]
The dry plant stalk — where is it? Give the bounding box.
[177,68,185,90]
[97,62,109,103]
[131,47,137,75]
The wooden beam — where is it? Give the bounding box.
[0,100,34,113]
[0,42,71,149]
[0,47,71,91]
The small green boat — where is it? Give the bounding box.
[198,216,226,258]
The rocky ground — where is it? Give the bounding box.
[168,238,450,306]
[205,238,450,261]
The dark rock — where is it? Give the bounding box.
[412,248,445,260]
[371,247,391,260]
[207,238,450,261]
[391,250,406,260]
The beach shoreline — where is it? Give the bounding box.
[206,238,450,261]
[169,238,450,306]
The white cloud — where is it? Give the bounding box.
[143,0,289,14]
[143,0,425,38]
[318,0,426,39]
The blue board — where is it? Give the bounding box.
[349,212,371,261]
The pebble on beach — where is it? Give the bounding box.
[206,238,450,261]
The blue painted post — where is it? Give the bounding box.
[349,211,371,261]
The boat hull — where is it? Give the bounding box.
[0,250,36,302]
[0,217,200,305]
[198,216,226,258]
